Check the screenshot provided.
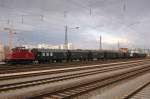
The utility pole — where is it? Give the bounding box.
[4,28,13,50]
[65,25,68,50]
[21,15,24,24]
[123,0,126,12]
[4,28,17,50]
[64,10,68,50]
[64,25,80,50]
[118,41,120,50]
[99,35,102,50]
[90,8,92,16]
[8,30,13,50]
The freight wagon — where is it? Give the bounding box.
[4,47,147,64]
[31,49,67,63]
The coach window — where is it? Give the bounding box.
[37,52,40,56]
[50,52,53,56]
[46,52,49,56]
[42,52,45,56]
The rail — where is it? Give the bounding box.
[0,59,149,99]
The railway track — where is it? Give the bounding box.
[0,59,149,99]
[125,79,150,99]
[0,59,149,81]
[0,58,146,74]
[33,68,150,99]
[0,60,149,90]
[88,72,150,99]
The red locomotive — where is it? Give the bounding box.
[5,47,35,64]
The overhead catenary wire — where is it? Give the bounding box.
[0,0,139,44]
[0,0,126,33]
[0,0,45,24]
[0,0,93,27]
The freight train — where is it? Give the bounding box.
[4,47,147,64]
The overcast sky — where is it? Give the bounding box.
[0,0,150,49]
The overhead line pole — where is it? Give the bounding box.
[99,35,102,50]
[64,11,68,50]
[118,41,120,50]
[65,25,68,50]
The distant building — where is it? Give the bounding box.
[66,43,74,50]
[38,43,74,50]
[23,43,74,50]
[38,44,54,49]
[23,44,37,49]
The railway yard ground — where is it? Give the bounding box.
[0,58,150,99]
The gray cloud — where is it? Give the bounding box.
[0,0,150,49]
